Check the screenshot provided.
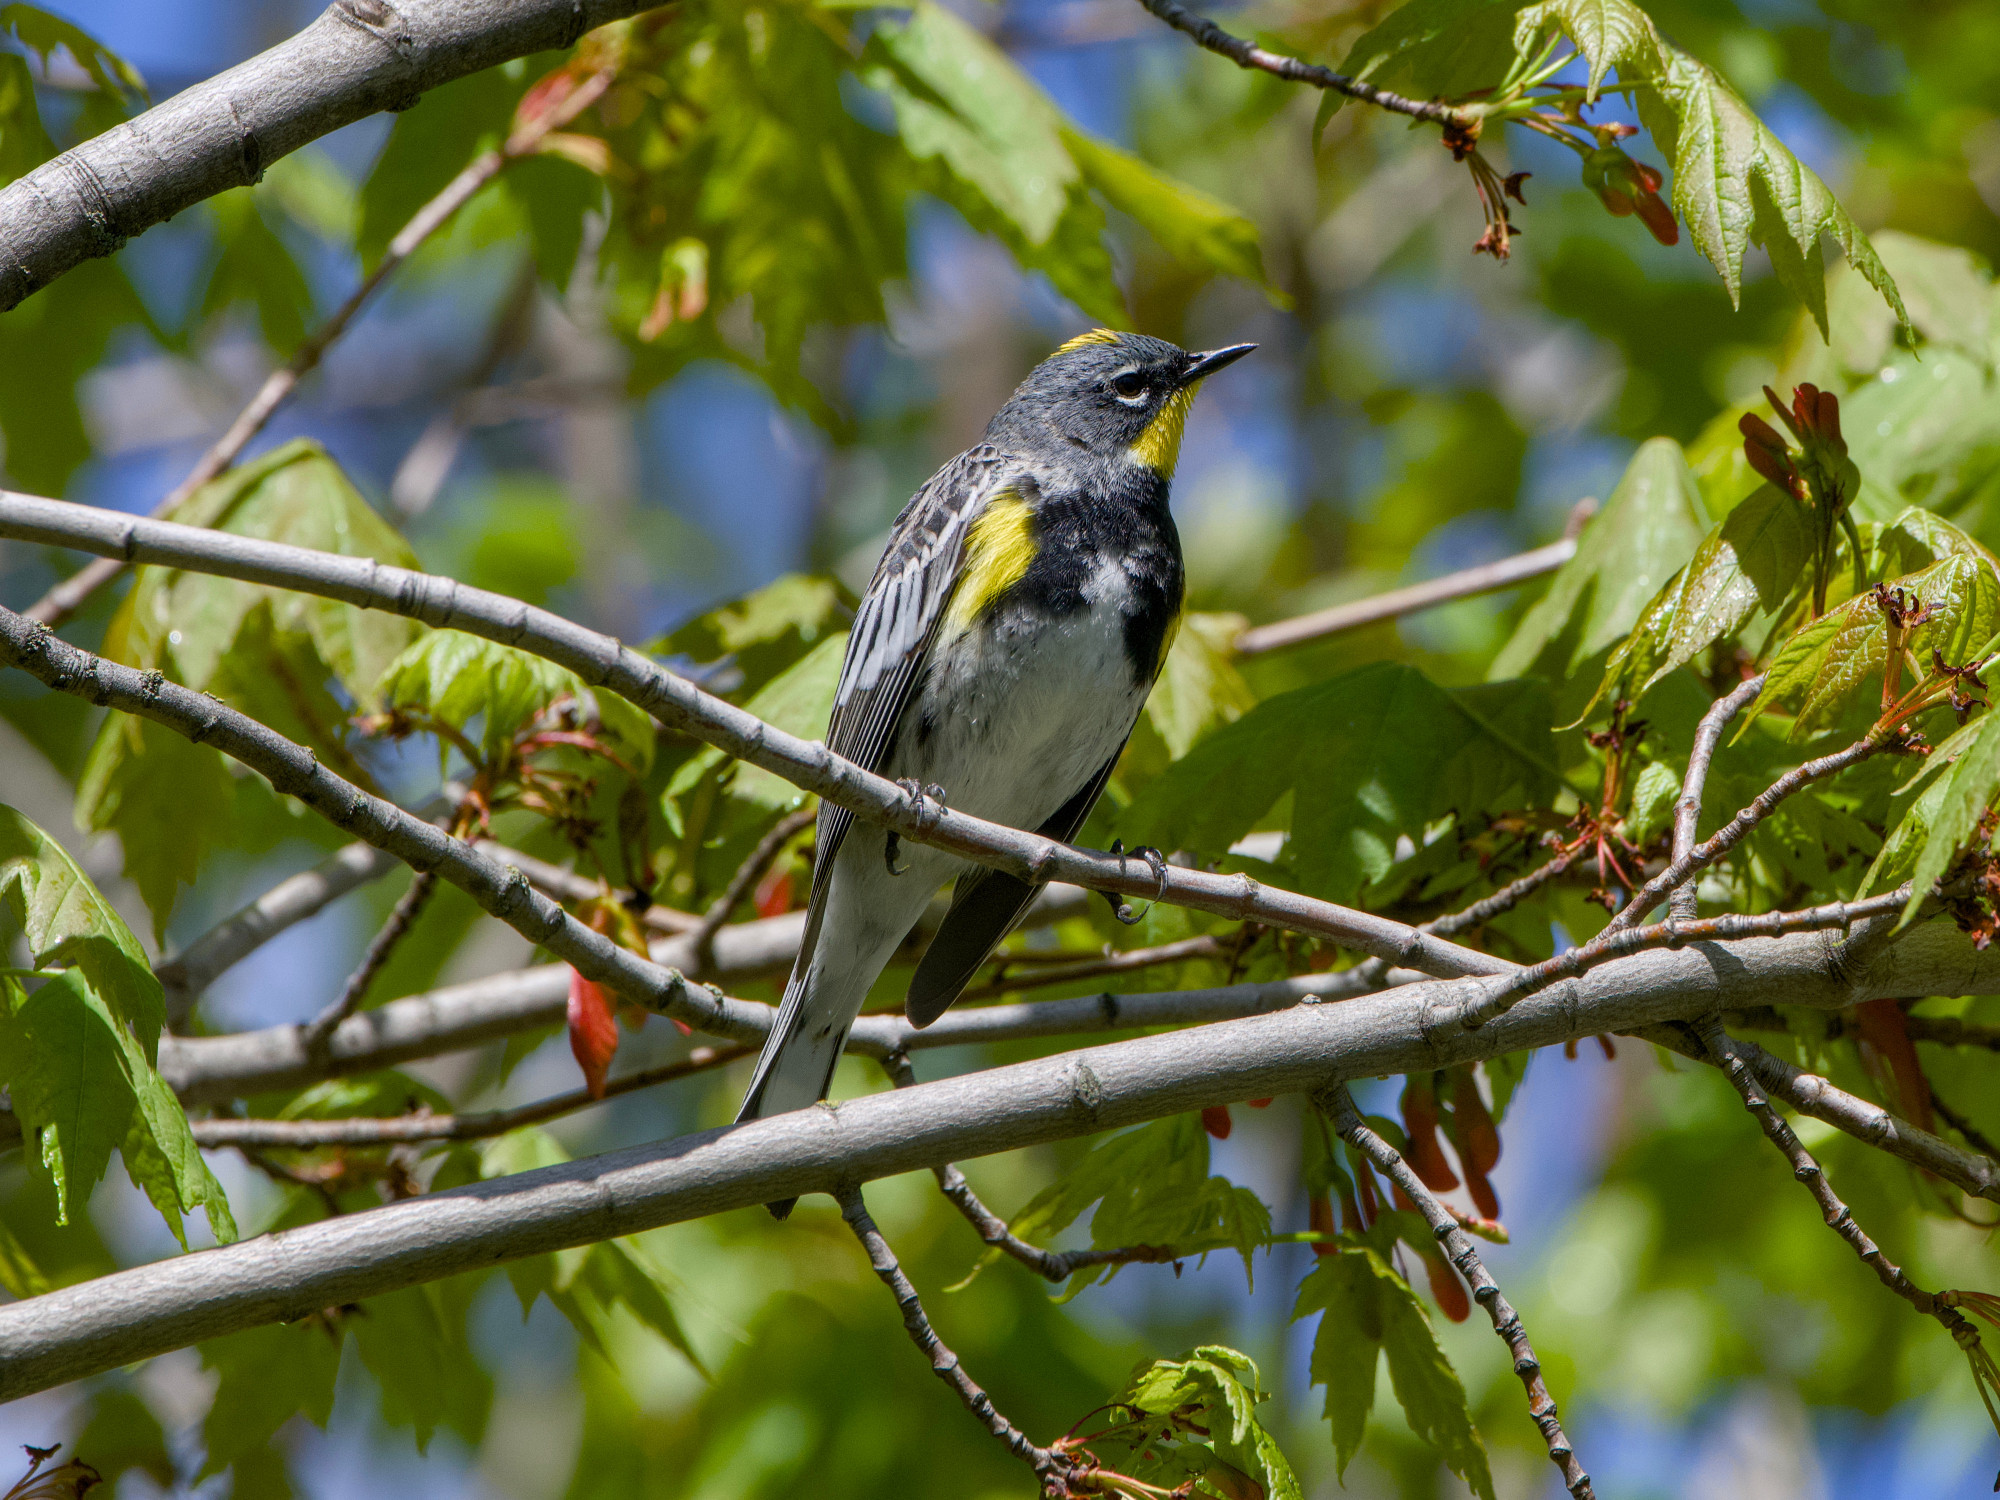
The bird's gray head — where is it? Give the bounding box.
[984,330,1256,478]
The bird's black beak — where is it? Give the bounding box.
[1180,343,1257,384]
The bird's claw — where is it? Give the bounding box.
[886,779,947,875]
[1102,838,1170,925]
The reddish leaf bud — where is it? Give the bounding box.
[567,969,619,1099]
[1201,1104,1233,1140]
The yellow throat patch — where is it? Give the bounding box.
[944,492,1037,633]
[1130,381,1199,477]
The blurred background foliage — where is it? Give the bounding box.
[0,0,1998,1495]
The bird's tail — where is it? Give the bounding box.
[735,951,870,1126]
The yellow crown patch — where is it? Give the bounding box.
[1055,328,1123,355]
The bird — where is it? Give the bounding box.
[734,329,1255,1157]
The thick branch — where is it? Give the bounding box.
[5,915,1997,1400]
[0,0,646,313]
[0,498,1500,981]
[1130,0,1470,127]
[1669,675,1765,921]
[1325,1083,1591,1499]
[836,1187,1070,1494]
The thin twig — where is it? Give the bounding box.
[881,1053,1178,1283]
[474,840,702,935]
[1130,0,1470,127]
[1692,1017,1994,1358]
[1235,538,1577,657]
[1455,734,1900,1028]
[1322,1082,1592,1499]
[194,1045,750,1149]
[21,65,617,629]
[300,871,439,1050]
[954,934,1224,1003]
[691,806,815,968]
[0,607,768,1044]
[836,1186,1073,1497]
[1669,675,1765,922]
[1642,1025,2000,1204]
[1931,1086,2000,1164]
[0,504,1507,983]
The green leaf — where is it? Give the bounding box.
[1492,437,1710,682]
[1892,709,2000,920]
[1114,1347,1303,1500]
[200,188,313,353]
[1582,484,1814,722]
[1146,612,1257,760]
[1060,127,1269,289]
[1294,1244,1493,1498]
[75,715,236,943]
[1859,716,1985,900]
[75,1388,175,1492]
[986,1115,1270,1295]
[871,2,1077,245]
[378,629,655,770]
[1119,664,1557,904]
[0,51,54,187]
[1624,758,1682,845]
[1513,0,1906,333]
[1335,0,1524,113]
[1747,554,2000,740]
[655,572,850,700]
[0,4,144,102]
[350,1282,491,1449]
[199,1322,341,1479]
[0,805,232,1242]
[665,631,846,822]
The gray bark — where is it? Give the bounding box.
[0,0,650,311]
[0,915,1990,1401]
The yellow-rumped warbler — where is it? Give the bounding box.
[736,330,1255,1133]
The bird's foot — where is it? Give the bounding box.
[1102,838,1170,925]
[885,779,947,875]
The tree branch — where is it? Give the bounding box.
[1692,1016,1999,1410]
[4,912,1994,1400]
[300,869,439,1050]
[0,606,769,1047]
[194,1045,750,1149]
[1641,1025,2000,1204]
[1323,1083,1592,1500]
[1129,0,1471,127]
[1234,537,1577,657]
[0,0,648,314]
[1669,675,1766,922]
[0,497,1501,981]
[837,1187,1072,1494]
[23,49,618,628]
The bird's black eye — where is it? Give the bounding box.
[1111,369,1147,399]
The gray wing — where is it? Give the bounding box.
[805,446,1017,912]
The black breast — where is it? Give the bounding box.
[1007,468,1184,684]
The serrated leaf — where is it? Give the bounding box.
[1120,664,1556,903]
[1747,554,2000,740]
[1294,1244,1493,1498]
[1116,1347,1302,1500]
[350,1282,490,1449]
[1513,0,1905,333]
[1335,0,1523,113]
[1624,758,1682,845]
[1146,612,1256,759]
[198,1322,341,1479]
[1582,485,1814,722]
[75,714,235,943]
[988,1116,1270,1295]
[1886,708,2000,921]
[378,630,655,770]
[1492,437,1710,682]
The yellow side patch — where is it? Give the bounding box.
[1130,381,1200,477]
[944,492,1037,632]
[1056,328,1123,355]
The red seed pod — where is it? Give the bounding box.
[1423,1250,1472,1323]
[1308,1194,1339,1256]
[754,863,794,920]
[1201,1105,1234,1140]
[1399,1077,1461,1192]
[567,969,619,1099]
[1247,1097,1273,1109]
[1633,188,1678,245]
[1450,1070,1502,1176]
